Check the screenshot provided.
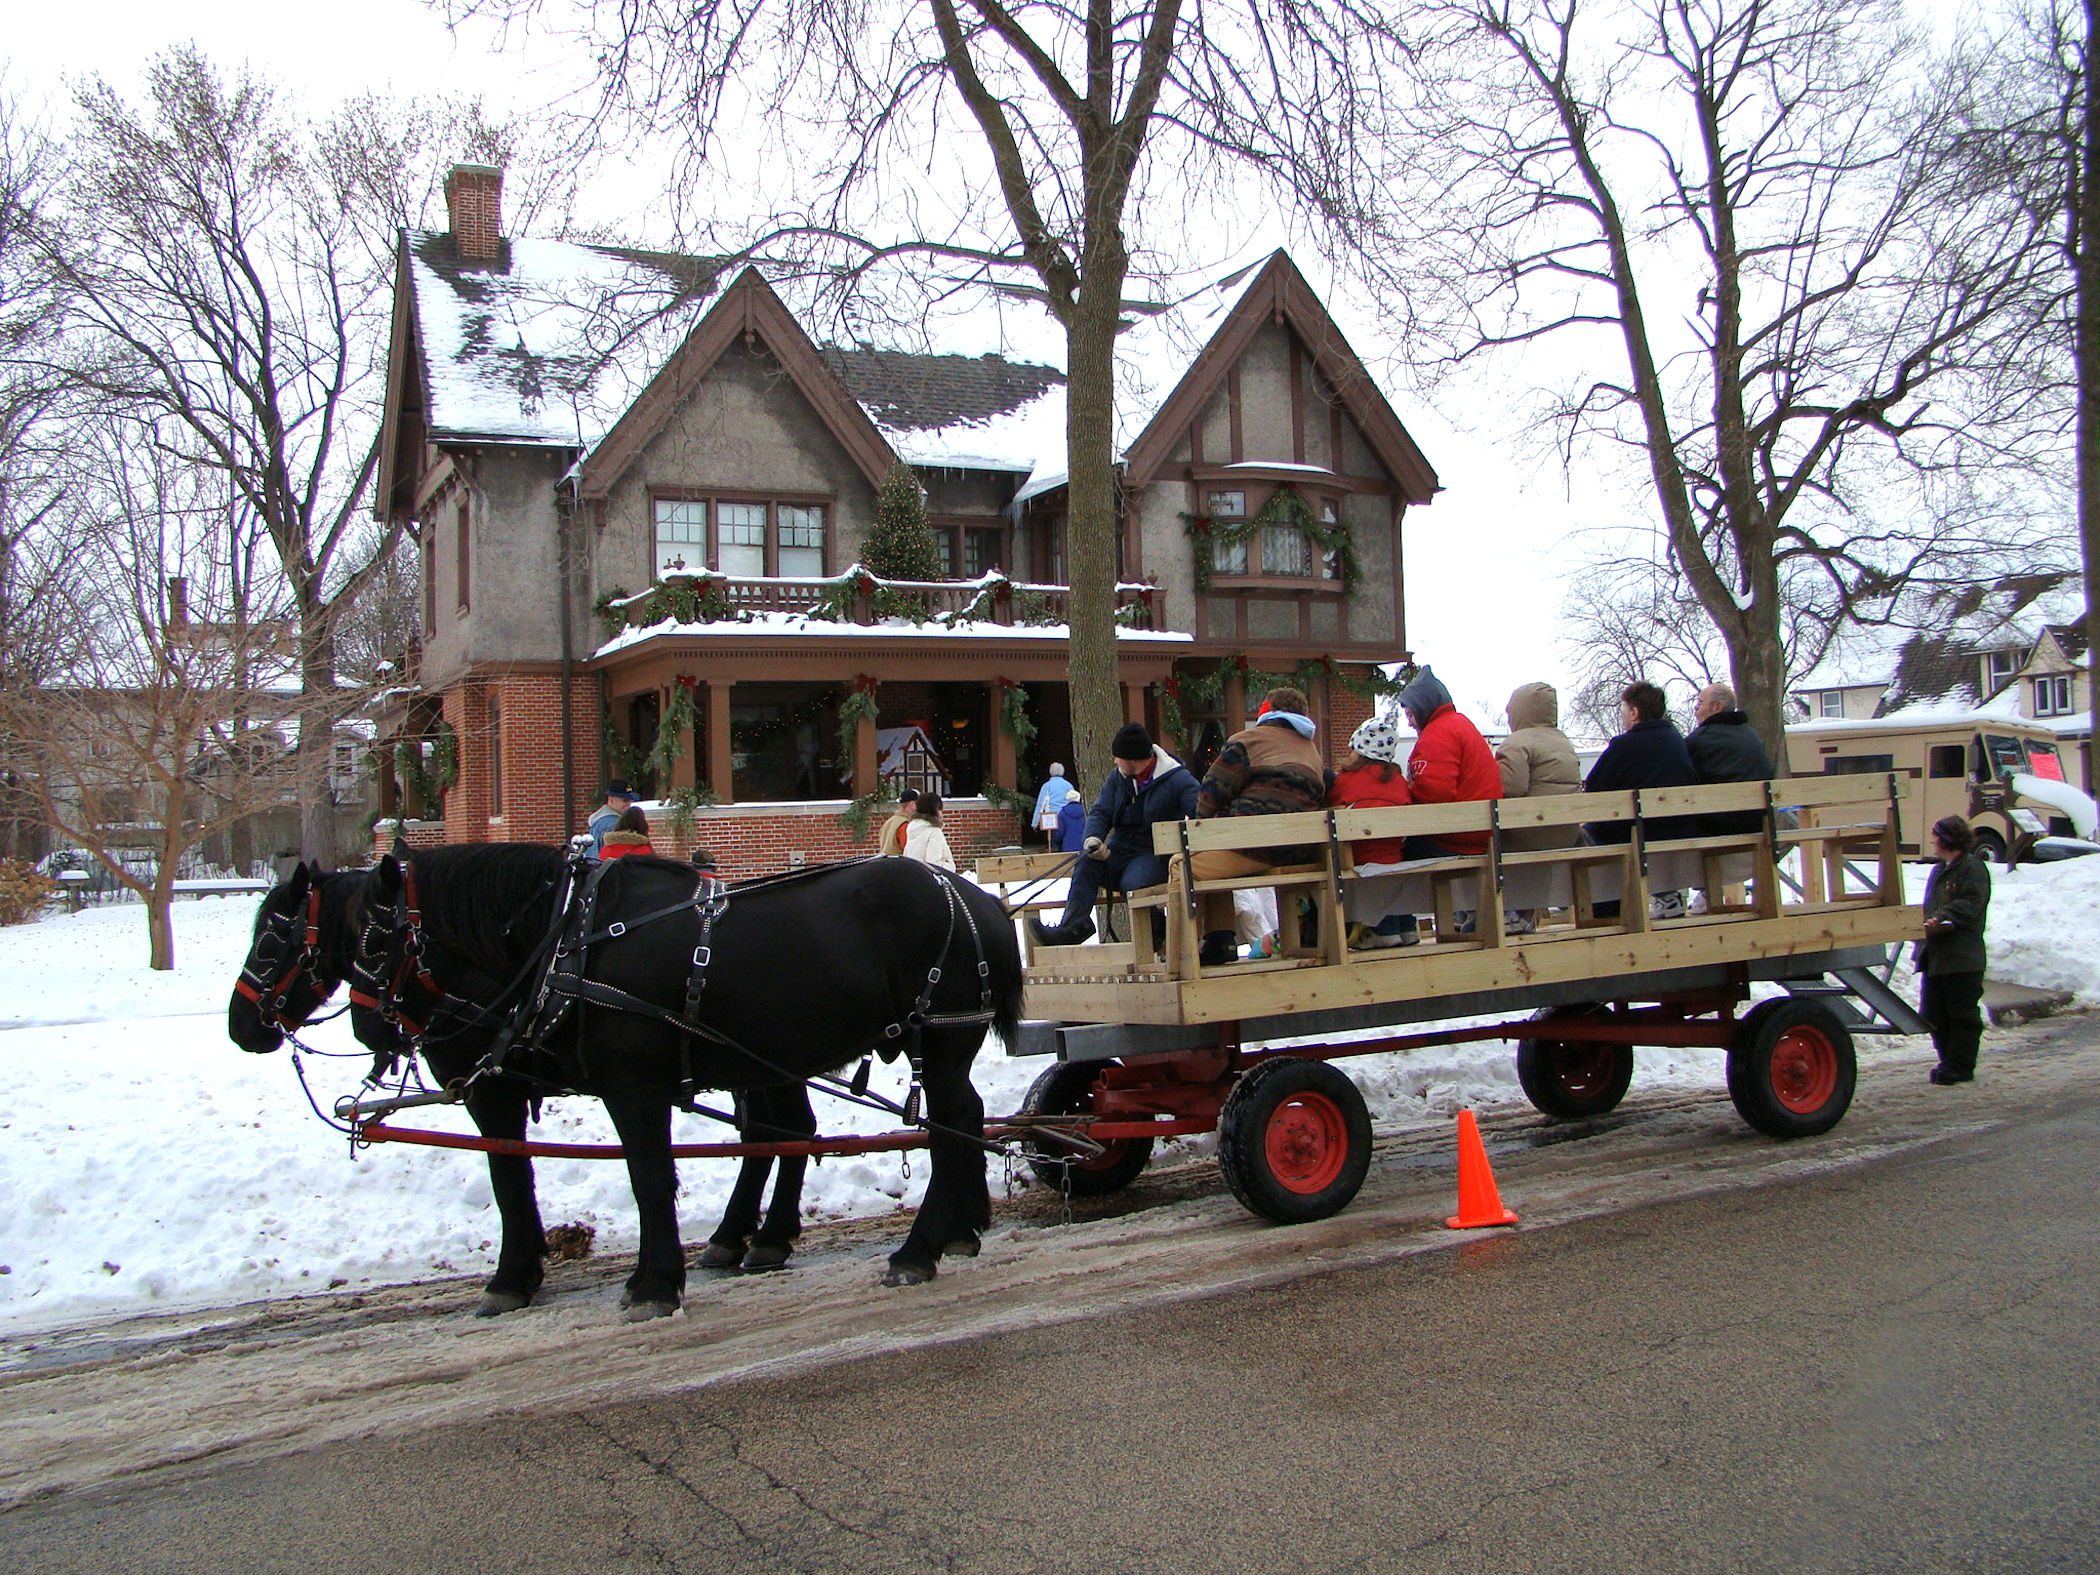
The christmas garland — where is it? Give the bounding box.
[661,783,719,843]
[996,678,1037,755]
[392,721,458,816]
[1182,487,1361,594]
[835,784,896,840]
[836,675,880,778]
[639,678,699,786]
[1151,656,1407,748]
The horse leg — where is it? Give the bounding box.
[743,1084,815,1271]
[466,1080,547,1317]
[698,1148,772,1269]
[883,1033,989,1288]
[602,1084,686,1320]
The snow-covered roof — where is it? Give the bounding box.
[407,232,721,447]
[820,346,1065,474]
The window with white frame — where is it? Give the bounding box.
[1819,690,1845,718]
[1207,490,1249,575]
[1987,647,2026,688]
[715,501,768,576]
[2034,673,2073,716]
[654,499,707,575]
[777,504,826,576]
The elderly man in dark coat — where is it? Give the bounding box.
[1686,683,1776,835]
[1917,814,1993,1084]
[1031,722,1200,946]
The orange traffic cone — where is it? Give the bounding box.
[1445,1109,1519,1229]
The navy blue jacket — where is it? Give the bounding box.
[1584,718,1700,843]
[1085,748,1201,859]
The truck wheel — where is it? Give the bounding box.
[1971,828,2008,865]
[1019,1059,1153,1196]
[1515,1006,1633,1119]
[1726,998,1856,1139]
[1217,1058,1372,1224]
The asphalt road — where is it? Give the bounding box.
[6,1056,2098,1573]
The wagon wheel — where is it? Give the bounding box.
[1217,1058,1373,1224]
[1515,1005,1634,1120]
[1018,1059,1153,1196]
[1726,998,1857,1139]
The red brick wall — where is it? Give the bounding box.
[1324,684,1380,769]
[444,165,502,261]
[656,800,1024,881]
[425,672,601,850]
[375,799,1026,882]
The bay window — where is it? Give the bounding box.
[652,496,831,577]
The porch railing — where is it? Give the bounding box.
[611,567,1156,632]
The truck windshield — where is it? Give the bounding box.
[1980,733,2030,782]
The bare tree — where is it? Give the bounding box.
[34,49,567,867]
[1335,0,2061,761]
[0,423,325,968]
[476,0,1380,782]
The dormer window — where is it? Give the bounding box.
[653,495,831,578]
[1203,486,1343,583]
[2034,674,2072,716]
[1986,647,2027,688]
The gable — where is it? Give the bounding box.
[1120,251,1438,502]
[576,269,897,502]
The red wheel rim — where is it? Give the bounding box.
[1076,1139,1133,1174]
[1769,1026,1838,1114]
[1265,1092,1349,1195]
[1550,1042,1618,1099]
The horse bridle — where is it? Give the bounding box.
[348,861,457,1037]
[235,887,333,1031]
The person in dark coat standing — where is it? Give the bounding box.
[1031,722,1200,945]
[1055,788,1086,853]
[1917,814,1992,1084]
[1685,682,1776,835]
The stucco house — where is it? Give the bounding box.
[370,165,1437,874]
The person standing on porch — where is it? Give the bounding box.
[1031,723,1199,946]
[587,780,635,860]
[1031,764,1070,848]
[901,792,957,871]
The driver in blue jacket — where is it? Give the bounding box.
[1030,722,1199,945]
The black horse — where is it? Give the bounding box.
[226,856,994,1316]
[289,844,1019,1319]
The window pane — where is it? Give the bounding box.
[933,532,955,577]
[1263,526,1310,576]
[778,504,825,576]
[1213,535,1248,575]
[1207,490,1246,517]
[654,498,706,575]
[718,502,766,576]
[964,527,1000,577]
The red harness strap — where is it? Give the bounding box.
[235,887,328,1027]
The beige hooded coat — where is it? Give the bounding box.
[1496,682,1583,851]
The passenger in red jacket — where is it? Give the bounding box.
[598,805,656,859]
[1396,666,1499,856]
[1329,715,1419,951]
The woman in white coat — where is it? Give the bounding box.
[901,791,957,871]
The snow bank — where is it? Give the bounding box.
[1985,856,2100,1004]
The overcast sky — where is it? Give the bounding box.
[7,2,1756,730]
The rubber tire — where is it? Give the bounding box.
[1217,1058,1373,1224]
[1971,829,2008,865]
[1726,997,1857,1139]
[1515,1005,1634,1119]
[1019,1059,1153,1196]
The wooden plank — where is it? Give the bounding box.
[975,852,1072,880]
[1771,772,1898,810]
[1167,903,1922,1025]
[1634,781,1770,816]
[1025,942,1140,976]
[1501,846,1628,869]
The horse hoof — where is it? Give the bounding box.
[943,1235,982,1259]
[742,1242,792,1271]
[697,1241,745,1269]
[621,1299,679,1323]
[474,1290,534,1317]
[881,1262,936,1288]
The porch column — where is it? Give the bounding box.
[1224,669,1247,734]
[990,686,1018,791]
[669,685,698,796]
[705,680,734,803]
[1122,683,1146,725]
[853,704,879,797]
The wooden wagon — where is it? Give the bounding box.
[979,772,1928,1223]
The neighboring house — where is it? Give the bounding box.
[370,165,1437,874]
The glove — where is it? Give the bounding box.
[1083,836,1108,861]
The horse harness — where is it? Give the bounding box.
[362,854,998,1127]
[236,886,329,1030]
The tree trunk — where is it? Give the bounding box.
[2081,0,2100,799]
[146,881,175,971]
[1064,284,1127,789]
[1727,622,1794,785]
[297,612,341,869]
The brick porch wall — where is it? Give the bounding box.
[376,801,1027,882]
[434,672,601,847]
[1324,684,1380,768]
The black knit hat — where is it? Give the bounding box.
[1111,722,1153,761]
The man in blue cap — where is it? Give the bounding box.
[587,780,636,859]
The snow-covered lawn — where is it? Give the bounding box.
[1,857,2092,1334]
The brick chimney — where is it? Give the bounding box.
[444,164,504,262]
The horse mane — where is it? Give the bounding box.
[405,844,569,972]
